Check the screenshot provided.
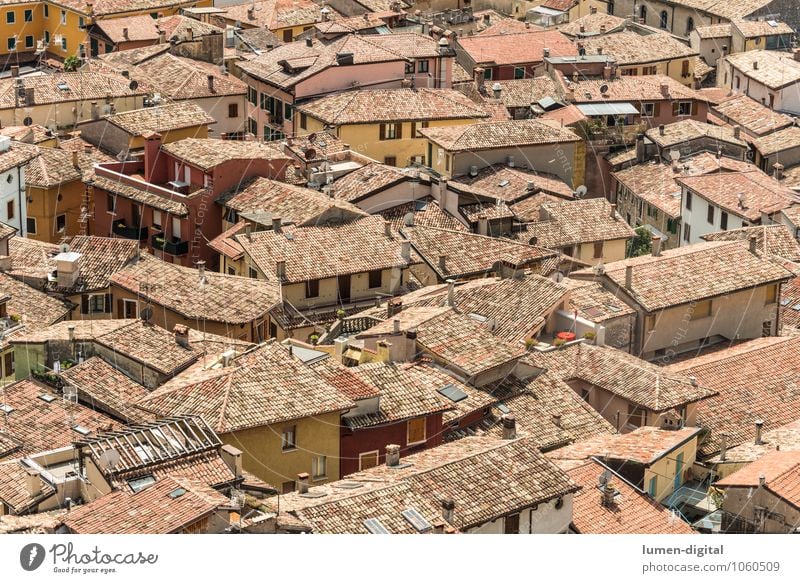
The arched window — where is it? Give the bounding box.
[686,17,694,35]
[660,10,668,29]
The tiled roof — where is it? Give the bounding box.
[701,225,800,262]
[235,215,410,283]
[563,278,636,323]
[0,221,15,239]
[579,31,697,66]
[724,50,800,90]
[0,461,56,514]
[91,14,159,43]
[531,342,717,412]
[0,71,147,109]
[105,102,216,137]
[549,426,700,465]
[667,336,800,458]
[222,0,323,30]
[23,143,110,188]
[207,222,247,261]
[0,124,54,145]
[708,419,800,464]
[716,450,800,506]
[64,476,229,534]
[58,357,152,423]
[539,104,588,127]
[110,254,281,324]
[89,175,189,216]
[694,23,732,39]
[137,342,353,432]
[0,272,69,351]
[0,433,21,458]
[532,198,636,246]
[492,76,560,109]
[47,236,139,293]
[315,10,396,35]
[477,18,540,36]
[0,143,38,175]
[563,459,696,534]
[379,198,469,233]
[780,270,800,329]
[295,88,490,125]
[219,177,367,224]
[573,240,793,312]
[456,30,577,66]
[329,163,410,203]
[55,0,202,18]
[645,119,747,150]
[157,14,224,40]
[509,193,574,222]
[0,379,119,457]
[6,237,59,285]
[732,19,794,38]
[570,75,708,103]
[402,225,558,280]
[161,138,286,171]
[713,93,793,137]
[677,170,798,221]
[557,12,627,36]
[753,126,800,156]
[450,165,574,202]
[612,154,756,218]
[420,119,581,151]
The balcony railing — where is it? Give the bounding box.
[586,123,647,146]
[152,234,189,256]
[112,220,148,241]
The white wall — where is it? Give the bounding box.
[466,494,573,534]
[679,187,748,245]
[0,145,27,236]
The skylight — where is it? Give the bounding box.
[72,425,91,436]
[168,487,187,499]
[38,394,56,403]
[0,404,13,414]
[363,518,390,534]
[437,383,468,403]
[401,508,433,533]
[127,475,156,493]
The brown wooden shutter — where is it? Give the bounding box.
[81,294,89,314]
[379,124,386,140]
[407,417,426,444]
[104,293,113,313]
[672,102,679,116]
[653,102,661,117]
[117,299,124,318]
[396,123,403,139]
[4,352,13,375]
[691,101,698,116]
[411,122,417,138]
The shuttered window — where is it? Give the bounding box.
[407,417,426,445]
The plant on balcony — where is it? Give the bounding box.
[32,367,62,388]
[583,331,596,341]
[524,338,535,350]
[336,308,346,319]
[553,338,566,347]
[9,313,21,322]
[309,334,319,345]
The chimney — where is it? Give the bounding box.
[477,215,488,236]
[143,132,163,184]
[220,444,243,479]
[610,204,618,220]
[636,134,646,163]
[474,67,485,92]
[392,318,401,334]
[543,47,550,58]
[90,100,99,120]
[651,235,662,257]
[625,265,633,290]
[306,38,313,47]
[658,124,665,136]
[71,150,79,169]
[297,472,310,494]
[774,163,785,180]
[590,6,598,14]
[207,74,215,93]
[272,216,282,233]
[753,60,758,70]
[660,82,670,98]
[25,469,42,498]
[754,419,764,445]
[492,82,501,100]
[501,414,516,440]
[173,324,190,348]
[441,498,455,523]
[438,254,447,272]
[158,30,166,44]
[599,24,607,34]
[245,222,252,239]
[446,278,455,306]
[387,297,403,317]
[122,27,129,40]
[749,235,758,255]
[552,414,562,428]
[276,260,287,279]
[247,6,254,19]
[197,260,206,281]
[187,27,194,40]
[759,474,766,487]
[67,325,75,343]
[603,65,612,80]
[580,24,585,33]
[601,482,615,506]
[719,432,729,462]
[384,220,392,238]
[400,240,411,262]
[385,444,401,467]
[733,126,741,140]
[10,65,19,77]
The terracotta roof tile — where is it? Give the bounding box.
[557,12,627,36]
[0,461,56,514]
[329,162,410,204]
[379,198,469,233]
[0,272,70,351]
[713,93,793,137]
[724,50,800,90]
[702,224,800,262]
[105,102,215,137]
[753,126,800,156]
[579,31,697,66]
[571,75,708,103]
[708,419,800,464]
[90,175,189,216]
[450,164,574,202]
[732,19,794,38]
[420,118,581,151]
[47,236,139,293]
[161,138,287,171]
[549,426,700,465]
[694,23,733,39]
[0,71,147,109]
[223,0,324,30]
[492,76,560,109]
[456,30,576,66]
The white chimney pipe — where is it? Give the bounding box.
[385,444,401,466]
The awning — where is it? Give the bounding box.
[531,6,566,16]
[576,102,639,116]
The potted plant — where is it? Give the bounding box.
[583,331,596,341]
[336,308,346,319]
[553,338,566,348]
[309,334,319,345]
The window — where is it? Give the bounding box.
[639,5,646,22]
[368,269,382,289]
[685,191,692,210]
[26,217,36,234]
[305,278,319,298]
[107,193,116,213]
[89,294,105,313]
[667,218,678,235]
[504,513,520,534]
[627,403,645,428]
[60,9,66,25]
[593,241,604,259]
[407,417,426,445]
[762,320,772,337]
[483,68,493,80]
[299,112,307,130]
[43,5,48,17]
[78,16,85,29]
[248,266,258,279]
[681,59,690,78]
[312,455,327,480]
[514,67,524,79]
[281,481,294,494]
[25,35,33,48]
[3,352,14,377]
[6,11,14,24]
[690,299,712,320]
[380,123,401,140]
[413,121,429,138]
[282,29,292,42]
[171,216,181,240]
[61,37,67,51]
[122,299,138,319]
[24,9,32,22]
[152,210,162,230]
[247,86,257,105]
[281,426,297,451]
[384,156,397,166]
[417,59,429,73]
[720,211,728,230]
[445,154,450,172]
[641,102,655,117]
[648,476,657,497]
[405,61,414,74]
[686,17,694,35]
[359,450,379,470]
[645,314,656,332]
[284,102,292,120]
[659,10,668,29]
[706,205,714,224]
[6,200,13,220]
[674,101,692,116]
[56,214,66,232]
[44,30,49,44]
[227,266,236,276]
[228,103,238,118]
[7,37,15,51]
[247,117,257,135]
[765,284,777,305]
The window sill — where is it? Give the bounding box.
[312,475,327,482]
[407,439,426,447]
[282,447,297,453]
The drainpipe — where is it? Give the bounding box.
[17,166,24,236]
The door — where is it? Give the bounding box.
[674,452,684,492]
[337,274,351,303]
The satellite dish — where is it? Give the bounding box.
[574,185,588,198]
[304,147,317,160]
[97,448,121,471]
[669,149,681,162]
[140,307,153,322]
[403,211,415,227]
[550,270,565,283]
[599,83,609,94]
[129,80,139,90]
[307,132,316,143]
[23,116,32,126]
[598,470,612,488]
[528,236,538,245]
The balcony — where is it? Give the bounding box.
[152,234,189,256]
[586,123,647,146]
[112,220,148,241]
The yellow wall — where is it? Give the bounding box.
[574,238,628,265]
[296,114,482,168]
[644,436,698,502]
[221,411,342,490]
[619,57,695,87]
[0,94,146,130]
[127,124,209,150]
[26,180,84,243]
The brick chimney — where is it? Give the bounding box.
[25,469,42,498]
[122,27,129,41]
[651,235,662,257]
[719,432,729,461]
[297,472,310,494]
[207,74,215,93]
[385,444,401,466]
[220,444,243,479]
[501,414,516,440]
[749,235,758,255]
[173,324,190,348]
[601,482,615,507]
[473,67,485,93]
[773,163,784,180]
[658,124,665,136]
[660,82,670,98]
[625,265,633,290]
[143,132,165,183]
[754,419,764,444]
[441,498,455,523]
[272,216,282,233]
[438,254,447,272]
